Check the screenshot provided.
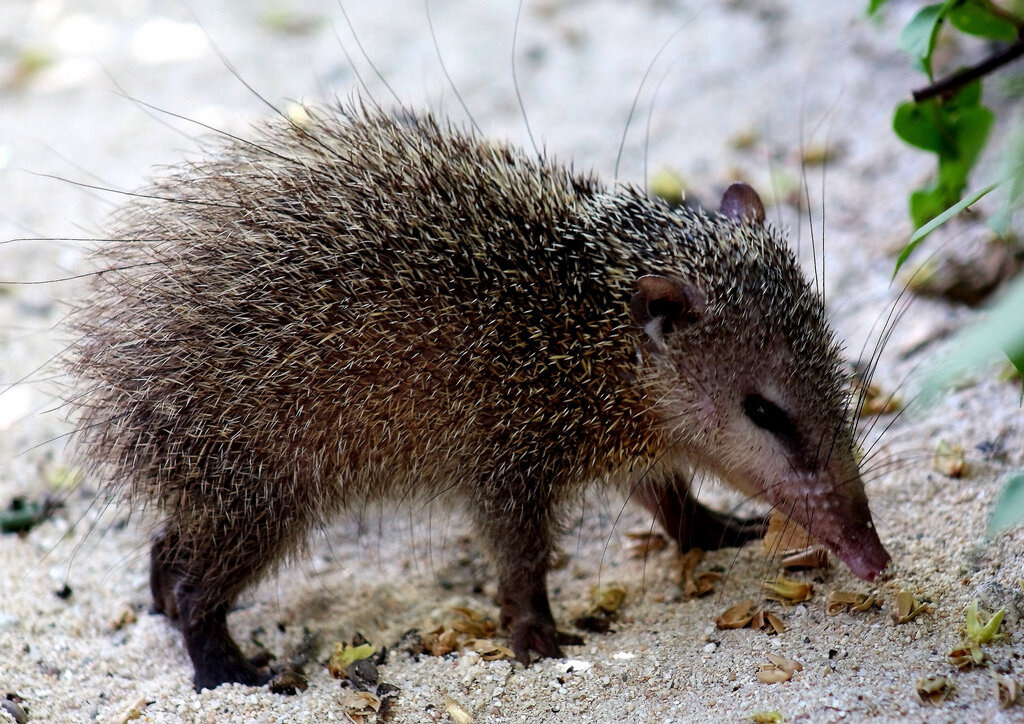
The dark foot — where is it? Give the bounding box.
[177,593,272,690]
[499,585,579,664]
[193,649,273,691]
[636,480,769,552]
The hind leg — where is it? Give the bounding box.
[636,474,768,552]
[150,506,309,690]
[150,528,181,618]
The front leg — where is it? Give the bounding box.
[473,481,581,664]
[635,473,768,552]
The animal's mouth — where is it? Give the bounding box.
[758,475,891,582]
[818,524,891,581]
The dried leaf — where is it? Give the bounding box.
[443,695,474,724]
[765,653,803,674]
[449,607,497,638]
[339,690,381,717]
[680,549,721,598]
[947,643,985,670]
[467,638,515,661]
[680,548,704,580]
[763,612,786,634]
[763,513,815,555]
[717,599,756,629]
[800,142,840,166]
[915,676,954,705]
[994,674,1020,708]
[435,629,460,655]
[780,546,829,571]
[106,697,151,724]
[933,440,967,478]
[827,590,877,615]
[590,586,626,615]
[111,608,138,631]
[750,711,783,723]
[966,600,1006,643]
[328,642,376,678]
[892,589,929,624]
[626,530,668,558]
[756,667,793,684]
[764,576,813,604]
[850,374,902,417]
[687,572,722,599]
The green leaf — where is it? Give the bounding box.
[951,104,995,170]
[893,100,945,152]
[867,0,890,17]
[990,473,1024,537]
[945,77,983,111]
[949,1,1019,41]
[965,600,1006,643]
[896,182,999,274]
[908,185,958,228]
[898,3,947,75]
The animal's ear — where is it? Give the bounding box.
[630,274,705,346]
[719,182,765,225]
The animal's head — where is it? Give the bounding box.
[632,183,889,580]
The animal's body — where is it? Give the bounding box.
[67,103,890,690]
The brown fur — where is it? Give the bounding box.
[66,103,889,690]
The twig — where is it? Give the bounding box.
[912,37,1024,103]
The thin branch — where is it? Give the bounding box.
[912,37,1024,103]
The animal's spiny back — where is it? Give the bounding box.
[69,102,837,509]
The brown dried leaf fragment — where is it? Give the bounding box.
[916,676,954,705]
[757,654,801,685]
[106,697,151,724]
[800,142,840,166]
[679,549,722,598]
[449,607,497,638]
[764,576,813,604]
[626,530,667,558]
[443,695,474,724]
[893,589,930,624]
[749,609,785,634]
[994,674,1020,708]
[468,638,515,661]
[765,653,803,674]
[851,376,902,417]
[933,440,967,478]
[590,586,626,615]
[826,590,878,615]
[339,690,382,722]
[756,667,793,684]
[717,599,756,630]
[947,643,985,670]
[763,513,816,555]
[110,608,137,631]
[573,585,627,633]
[762,611,785,634]
[780,546,830,571]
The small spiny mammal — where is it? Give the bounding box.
[66,102,890,690]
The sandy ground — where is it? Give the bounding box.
[1,0,1024,722]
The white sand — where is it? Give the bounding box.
[1,1,1023,722]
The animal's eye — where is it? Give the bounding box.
[743,394,795,440]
